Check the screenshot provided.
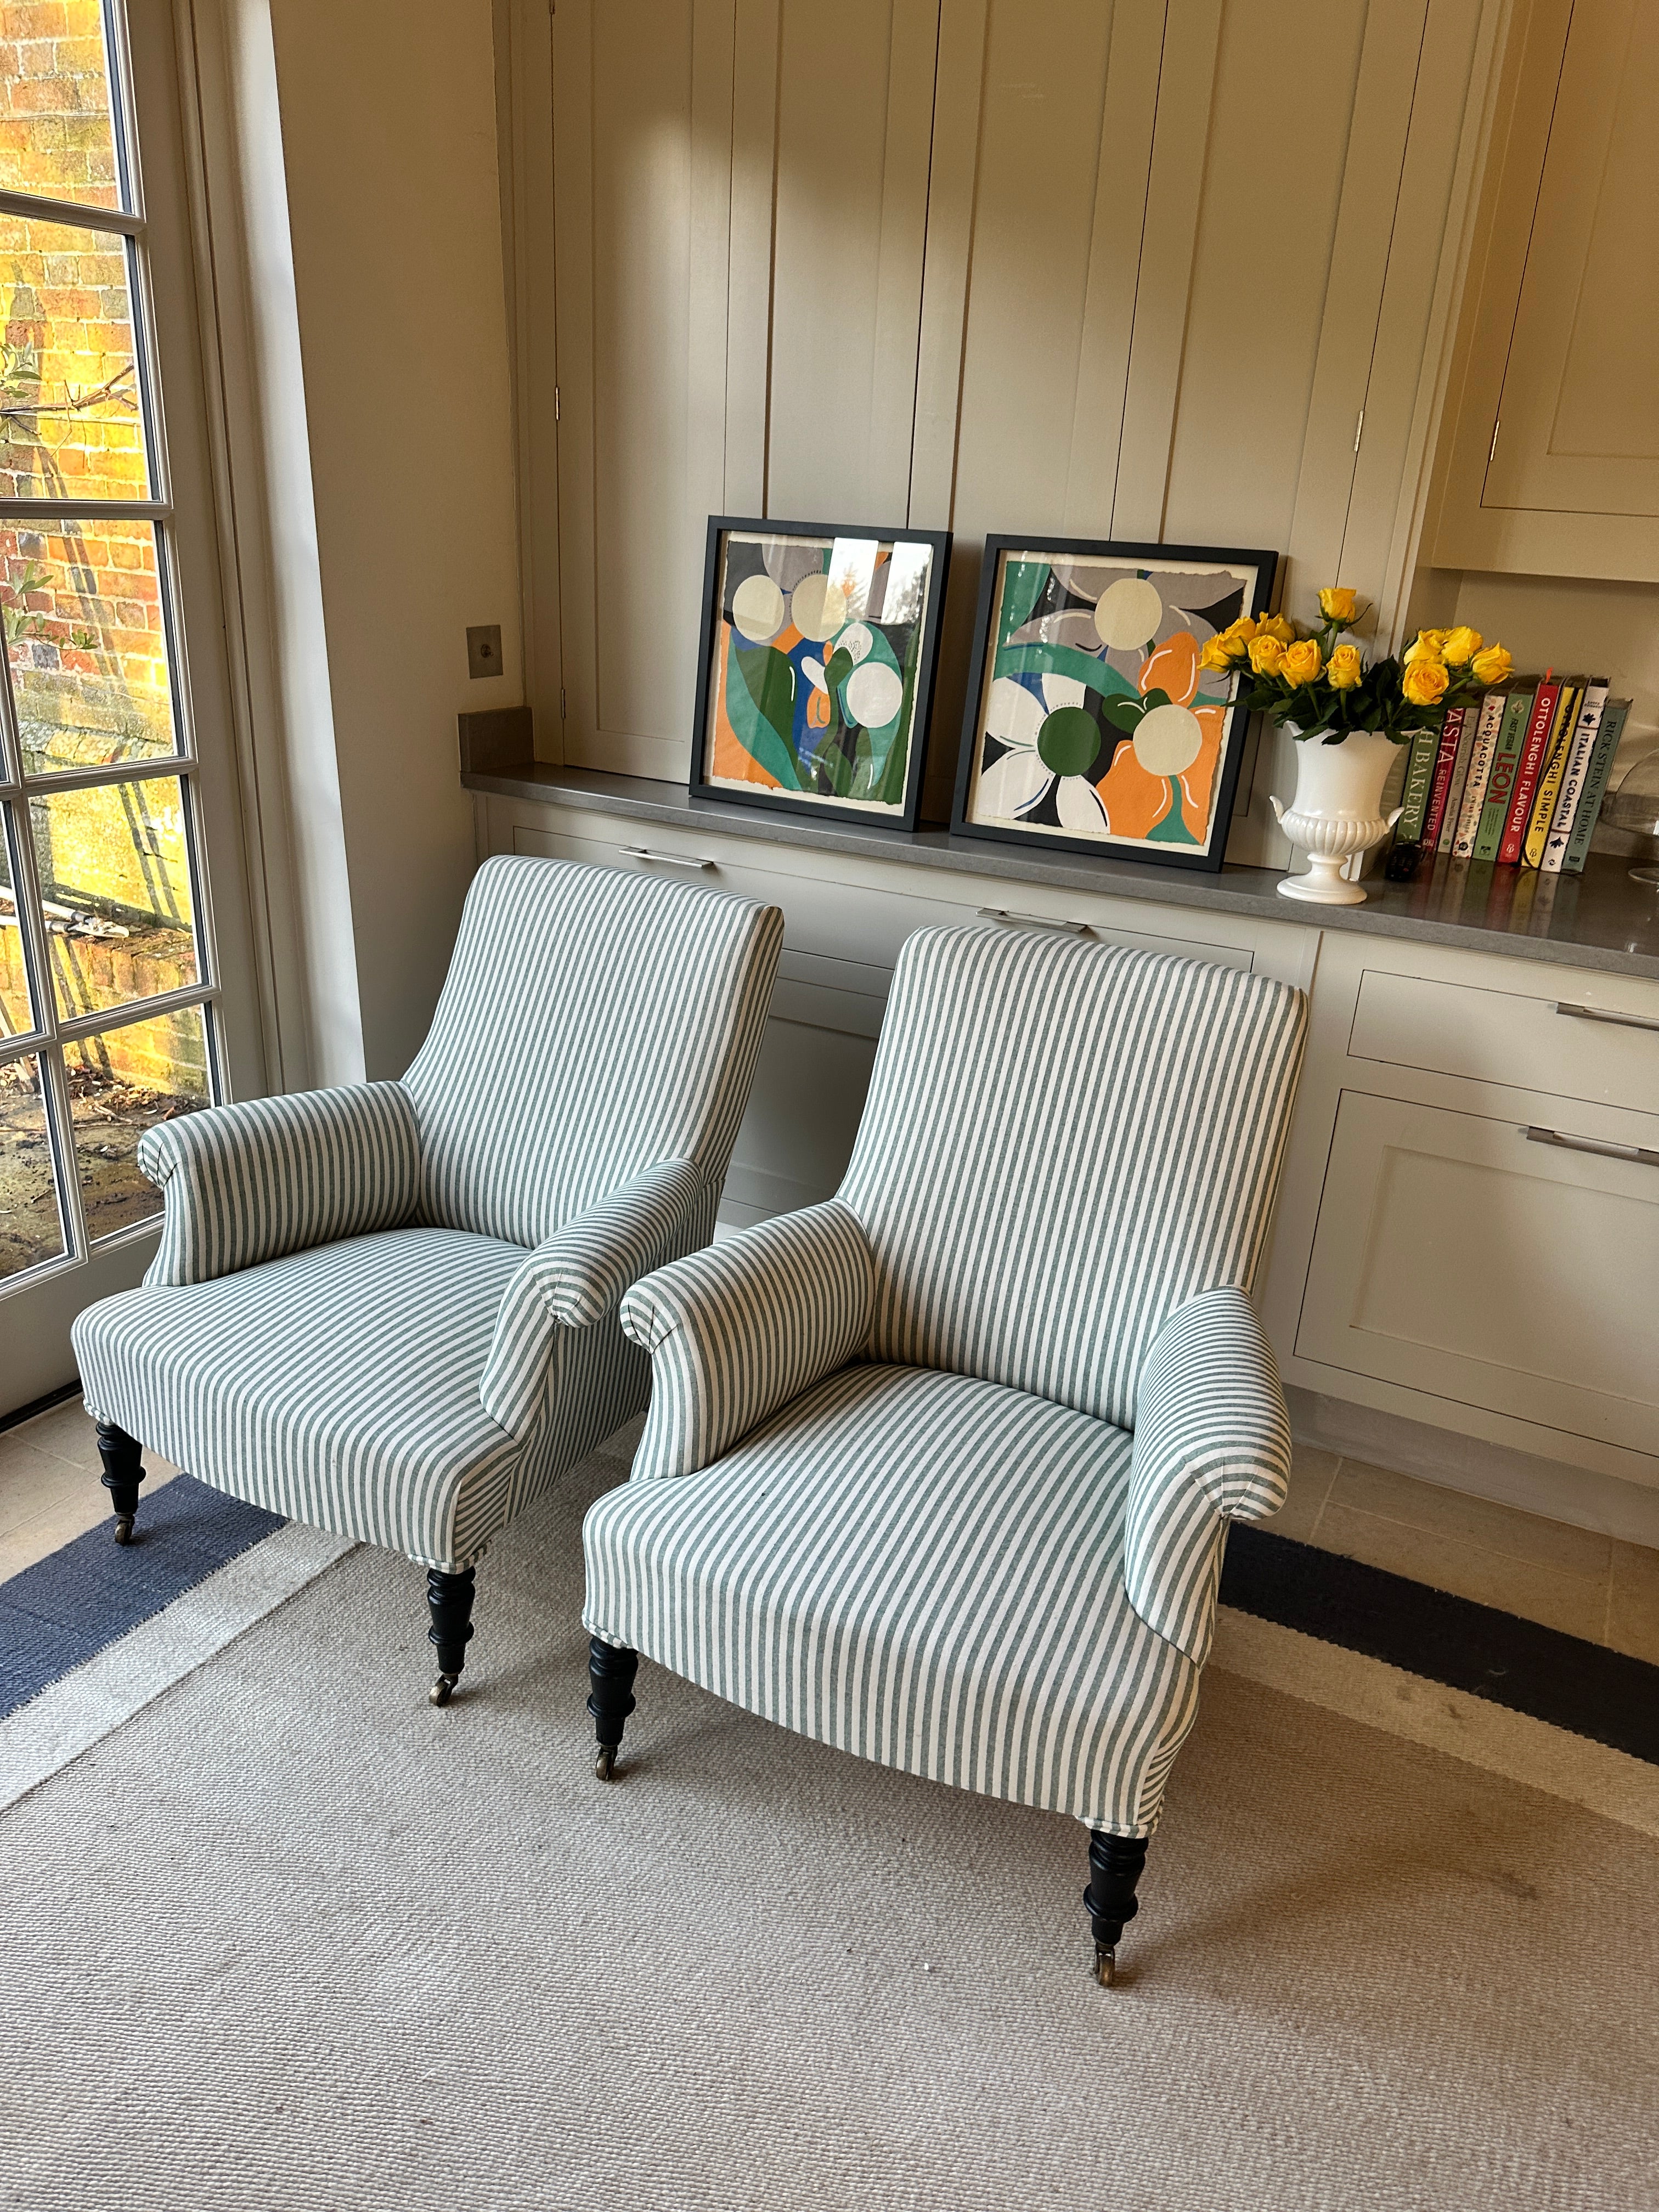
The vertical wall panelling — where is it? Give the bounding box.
[724,0,782,514]
[1338,0,1493,627]
[522,0,1514,823]
[1110,0,1222,545]
[758,0,941,526]
[551,0,735,778]
[918,0,1171,817]
[501,0,564,761]
[907,0,990,532]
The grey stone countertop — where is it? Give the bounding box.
[463,760,1659,983]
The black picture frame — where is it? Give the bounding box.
[949,535,1280,872]
[689,515,951,835]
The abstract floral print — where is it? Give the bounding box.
[701,529,939,816]
[960,548,1268,861]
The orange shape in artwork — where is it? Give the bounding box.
[1139,629,1199,706]
[1177,703,1225,838]
[710,623,781,787]
[1095,738,1175,838]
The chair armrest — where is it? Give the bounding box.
[1122,1286,1291,1664]
[479,1160,710,1438]
[138,1083,421,1287]
[618,1200,873,1482]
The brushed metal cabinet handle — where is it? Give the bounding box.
[1524,1125,1659,1169]
[976,907,1090,935]
[1554,1001,1659,1035]
[620,845,715,871]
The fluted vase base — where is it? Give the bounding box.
[1277,859,1370,905]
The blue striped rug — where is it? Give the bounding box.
[1,1479,283,1723]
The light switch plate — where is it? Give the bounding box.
[466,624,503,680]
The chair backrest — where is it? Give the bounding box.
[837,924,1306,1429]
[400,855,782,1246]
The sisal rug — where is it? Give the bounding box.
[3,1429,1656,2212]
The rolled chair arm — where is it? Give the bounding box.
[1121,1286,1291,1665]
[618,1199,874,1482]
[479,1160,711,1438]
[138,1082,421,1288]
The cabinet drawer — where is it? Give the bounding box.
[1297,1090,1659,1455]
[510,822,967,967]
[1348,968,1659,1114]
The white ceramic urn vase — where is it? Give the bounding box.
[1271,726,1405,906]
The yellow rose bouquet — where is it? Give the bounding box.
[1198,590,1513,744]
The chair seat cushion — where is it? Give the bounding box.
[74,1228,531,1568]
[583,1363,1201,1835]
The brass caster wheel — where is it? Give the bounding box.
[112,1515,134,1547]
[1093,1943,1117,1989]
[594,1744,617,1782]
[430,1674,458,1708]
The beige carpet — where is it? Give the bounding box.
[3,1429,1656,2212]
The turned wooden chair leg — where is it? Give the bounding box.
[1085,1830,1149,1987]
[95,1421,145,1546]
[587,1636,638,1781]
[426,1567,477,1706]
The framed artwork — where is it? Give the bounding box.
[951,537,1279,871]
[690,516,951,833]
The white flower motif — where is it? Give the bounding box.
[974,675,1107,830]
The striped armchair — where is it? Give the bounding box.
[581,922,1307,1982]
[73,856,782,1702]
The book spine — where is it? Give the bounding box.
[1561,697,1629,874]
[1421,707,1468,853]
[1435,704,1480,854]
[1453,689,1509,856]
[1522,681,1581,867]
[1499,675,1562,863]
[1540,680,1609,873]
[1474,687,1537,860]
[1394,726,1443,847]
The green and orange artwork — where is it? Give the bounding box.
[965,555,1251,850]
[704,532,934,814]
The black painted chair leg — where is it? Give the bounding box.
[426,1566,476,1707]
[587,1636,638,1781]
[95,1421,145,1546]
[1084,1830,1149,1987]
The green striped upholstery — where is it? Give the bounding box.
[840,927,1307,1430]
[138,1082,420,1288]
[621,1200,873,1483]
[402,857,777,1246]
[74,856,784,1570]
[586,923,1306,1835]
[585,1363,1200,1835]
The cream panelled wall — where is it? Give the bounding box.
[523,0,1508,849]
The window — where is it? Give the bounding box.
[1,0,222,1290]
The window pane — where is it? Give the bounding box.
[0,2,122,211]
[30,772,198,1022]
[4,517,177,772]
[65,1001,209,1240]
[1,803,41,1036]
[0,1049,65,1278]
[0,210,148,500]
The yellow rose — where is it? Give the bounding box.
[1401,658,1449,707]
[1214,615,1257,659]
[1470,642,1513,688]
[1247,633,1285,676]
[1318,586,1359,625]
[1441,625,1482,667]
[1198,637,1235,674]
[1279,638,1324,687]
[1327,643,1363,690]
[1403,628,1447,665]
[1256,612,1296,646]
